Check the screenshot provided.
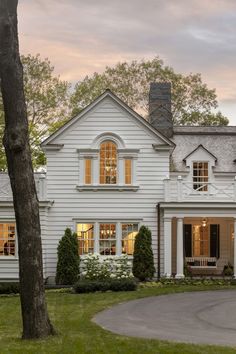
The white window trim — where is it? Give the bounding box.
[0,220,18,260]
[77,146,140,191]
[192,160,209,193]
[74,219,142,257]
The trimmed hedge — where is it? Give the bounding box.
[0,282,19,294]
[73,278,137,293]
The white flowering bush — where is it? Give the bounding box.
[80,253,133,281]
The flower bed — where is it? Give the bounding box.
[80,253,133,281]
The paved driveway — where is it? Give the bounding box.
[93,290,236,346]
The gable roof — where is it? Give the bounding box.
[41,89,175,147]
[183,144,217,162]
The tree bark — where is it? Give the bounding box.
[0,0,55,339]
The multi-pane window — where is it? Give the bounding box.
[125,159,132,185]
[77,223,94,255]
[0,223,16,256]
[122,223,138,255]
[192,225,209,257]
[100,141,117,184]
[99,224,116,255]
[193,162,208,191]
[84,159,92,184]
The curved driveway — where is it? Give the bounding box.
[93,290,236,346]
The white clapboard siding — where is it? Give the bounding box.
[44,97,169,276]
[0,206,48,280]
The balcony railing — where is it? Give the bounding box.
[164,176,236,202]
[0,173,47,201]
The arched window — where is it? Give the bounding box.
[100,141,117,184]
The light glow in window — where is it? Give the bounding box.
[0,223,16,256]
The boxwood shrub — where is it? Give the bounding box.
[73,278,137,293]
[0,282,19,294]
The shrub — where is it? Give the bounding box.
[223,262,234,276]
[132,225,155,281]
[184,262,192,277]
[80,254,133,280]
[56,228,80,285]
[73,278,137,293]
[0,282,19,294]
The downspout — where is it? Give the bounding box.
[157,203,161,280]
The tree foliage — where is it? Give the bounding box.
[56,228,80,285]
[132,226,155,281]
[71,57,229,126]
[0,54,71,170]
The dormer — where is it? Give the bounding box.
[183,145,217,192]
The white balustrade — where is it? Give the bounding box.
[164,176,236,202]
[0,173,47,200]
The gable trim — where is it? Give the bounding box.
[183,144,217,162]
[41,90,175,148]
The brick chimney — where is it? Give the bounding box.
[149,82,173,138]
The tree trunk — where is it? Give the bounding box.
[0,0,55,339]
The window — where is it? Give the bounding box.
[125,159,132,184]
[99,223,116,255]
[192,225,208,257]
[122,223,138,255]
[0,223,16,256]
[84,159,92,184]
[184,223,220,260]
[193,162,208,191]
[77,137,139,190]
[76,221,139,256]
[77,223,94,255]
[100,141,117,184]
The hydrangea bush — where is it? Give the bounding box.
[80,253,133,281]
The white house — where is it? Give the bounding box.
[1,83,236,281]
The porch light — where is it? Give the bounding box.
[202,218,207,227]
[232,232,234,240]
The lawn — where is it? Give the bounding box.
[0,284,236,354]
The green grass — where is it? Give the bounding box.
[0,284,236,353]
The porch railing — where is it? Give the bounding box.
[164,176,236,202]
[185,257,217,268]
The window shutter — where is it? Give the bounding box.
[210,224,220,258]
[183,224,192,257]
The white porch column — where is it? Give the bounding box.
[234,218,236,279]
[176,218,184,278]
[164,217,172,278]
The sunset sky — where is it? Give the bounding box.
[18,0,236,124]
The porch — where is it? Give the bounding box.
[160,204,236,278]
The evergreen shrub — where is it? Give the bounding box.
[73,278,137,293]
[132,225,155,281]
[0,282,19,294]
[56,228,80,285]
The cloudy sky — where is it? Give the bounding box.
[18,0,236,124]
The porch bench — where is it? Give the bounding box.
[185,257,217,268]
